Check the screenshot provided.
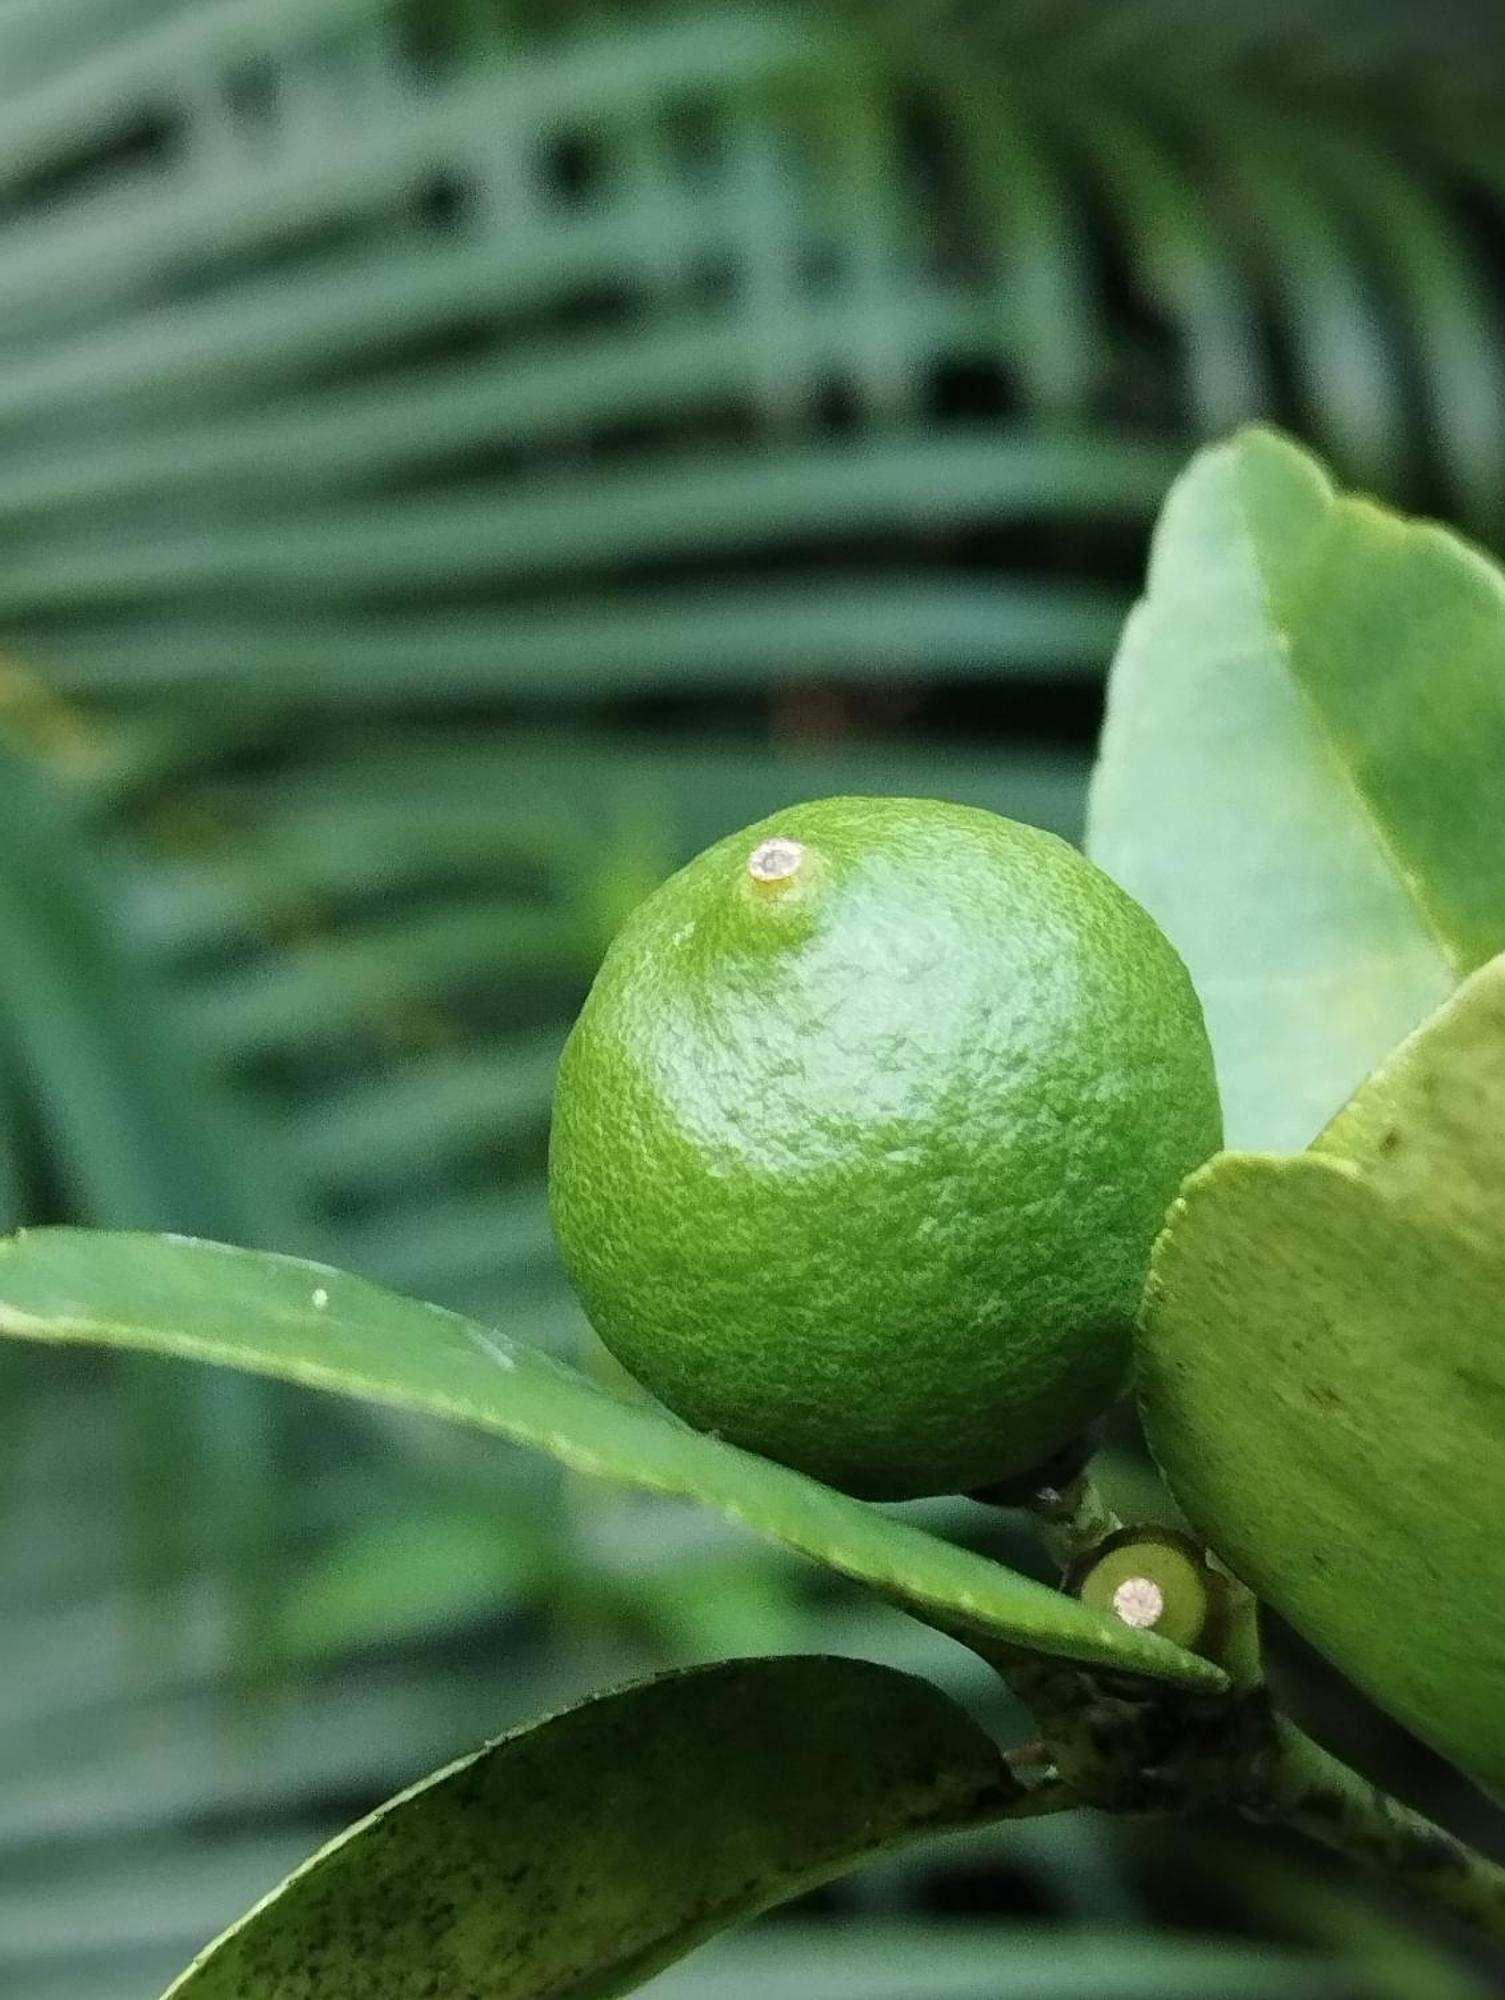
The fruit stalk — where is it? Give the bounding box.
[1257,1719,1505,1945]
[1024,1469,1122,1572]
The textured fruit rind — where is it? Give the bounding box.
[551,796,1222,1499]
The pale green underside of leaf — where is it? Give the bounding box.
[1087,426,1505,1153]
[0,1229,1220,1688]
[162,1654,1030,1999]
[1142,952,1505,1797]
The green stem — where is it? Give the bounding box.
[1023,1469,1122,1573]
[1259,1720,1505,1947]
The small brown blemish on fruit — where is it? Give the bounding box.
[746,836,806,885]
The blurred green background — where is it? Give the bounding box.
[3,2,1505,1995]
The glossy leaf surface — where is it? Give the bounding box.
[0,1228,1221,1687]
[1143,954,1505,1796]
[1088,427,1505,1151]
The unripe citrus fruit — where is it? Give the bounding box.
[549,796,1221,1499]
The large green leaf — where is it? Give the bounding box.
[1087,427,1505,1152]
[163,1655,1032,1999]
[0,1228,1221,1687]
[1141,951,1505,1796]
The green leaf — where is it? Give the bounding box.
[0,1040,21,1235]
[1087,427,1505,1153]
[0,741,293,1241]
[1141,952,1505,1796]
[277,1503,550,1665]
[162,1655,1033,1999]
[0,1229,1222,1688]
[35,580,1124,705]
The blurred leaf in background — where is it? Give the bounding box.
[2,0,1505,1994]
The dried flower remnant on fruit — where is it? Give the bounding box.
[1112,1576,1166,1630]
[746,837,807,888]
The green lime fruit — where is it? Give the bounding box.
[549,796,1221,1499]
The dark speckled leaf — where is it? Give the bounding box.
[0,1229,1222,1687]
[163,1655,1032,1999]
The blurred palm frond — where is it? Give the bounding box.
[3,2,1505,1995]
